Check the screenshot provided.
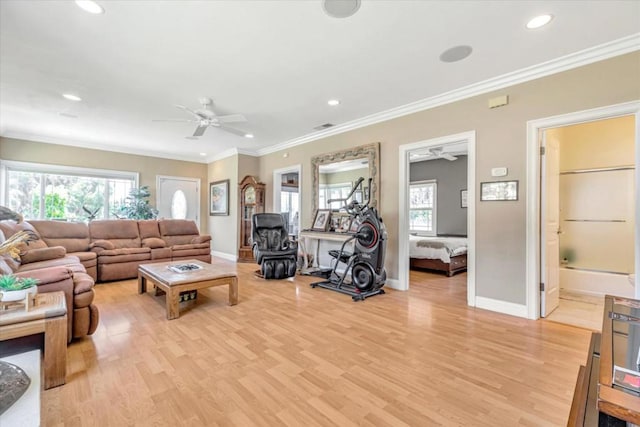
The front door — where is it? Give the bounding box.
[156,176,200,227]
[541,133,560,317]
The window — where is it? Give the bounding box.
[1,161,138,221]
[409,180,437,234]
[319,182,352,210]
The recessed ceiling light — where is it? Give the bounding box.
[439,45,473,63]
[62,93,82,101]
[328,99,340,106]
[75,0,104,14]
[526,14,553,29]
[199,152,207,156]
[245,133,254,138]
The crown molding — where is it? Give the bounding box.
[0,130,211,164]
[205,147,258,163]
[257,33,640,156]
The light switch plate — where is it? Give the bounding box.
[491,167,508,177]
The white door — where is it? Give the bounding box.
[541,133,560,317]
[156,176,200,227]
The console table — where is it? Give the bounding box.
[299,230,355,273]
[569,295,640,426]
[0,291,67,389]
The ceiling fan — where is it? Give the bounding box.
[427,147,458,161]
[153,97,249,138]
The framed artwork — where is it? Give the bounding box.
[209,180,229,215]
[330,214,341,231]
[338,216,352,233]
[349,217,361,233]
[312,209,331,231]
[460,189,468,208]
[480,180,518,201]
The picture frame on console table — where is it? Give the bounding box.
[312,209,331,231]
[209,179,229,215]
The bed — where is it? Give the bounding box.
[409,234,468,276]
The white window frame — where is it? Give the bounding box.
[0,159,139,219]
[409,179,437,236]
[319,182,352,210]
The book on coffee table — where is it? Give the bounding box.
[168,263,203,273]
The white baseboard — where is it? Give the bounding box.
[211,250,237,262]
[475,296,528,318]
[385,278,402,290]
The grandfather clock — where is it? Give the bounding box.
[238,175,265,262]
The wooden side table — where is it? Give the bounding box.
[0,291,67,389]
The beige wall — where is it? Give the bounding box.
[0,137,210,233]
[206,153,260,258]
[258,52,640,304]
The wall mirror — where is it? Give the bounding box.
[312,143,380,214]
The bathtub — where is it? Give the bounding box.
[560,267,635,298]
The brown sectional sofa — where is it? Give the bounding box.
[2,218,211,283]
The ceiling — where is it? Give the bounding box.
[1,1,638,163]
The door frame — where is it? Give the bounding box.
[525,101,640,320]
[398,130,476,307]
[272,164,302,234]
[156,175,201,228]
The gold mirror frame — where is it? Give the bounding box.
[311,142,381,213]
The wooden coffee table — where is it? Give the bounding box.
[138,260,238,320]
[0,291,67,389]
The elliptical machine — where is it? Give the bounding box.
[310,177,387,301]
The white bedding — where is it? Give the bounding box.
[409,235,467,263]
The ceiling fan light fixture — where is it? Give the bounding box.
[62,93,82,101]
[75,0,104,14]
[526,14,553,29]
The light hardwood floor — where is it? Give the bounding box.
[41,260,591,426]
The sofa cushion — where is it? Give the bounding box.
[90,240,115,250]
[191,235,211,244]
[29,220,91,252]
[150,247,171,260]
[0,256,16,274]
[0,220,48,252]
[142,237,166,249]
[172,242,211,251]
[15,255,81,273]
[20,246,66,264]
[159,220,200,245]
[96,247,150,264]
[70,251,97,263]
[90,220,141,248]
[138,220,161,239]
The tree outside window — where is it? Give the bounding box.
[410,181,437,234]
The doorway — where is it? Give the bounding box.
[398,131,476,306]
[272,165,301,237]
[539,116,636,329]
[156,175,201,227]
[526,101,640,321]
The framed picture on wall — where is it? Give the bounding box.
[460,190,468,208]
[209,180,229,215]
[480,180,518,201]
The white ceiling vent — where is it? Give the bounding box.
[314,123,335,130]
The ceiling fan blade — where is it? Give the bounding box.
[193,125,208,137]
[441,153,457,161]
[175,104,203,119]
[215,114,247,123]
[218,125,248,137]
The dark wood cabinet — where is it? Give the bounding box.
[238,175,265,262]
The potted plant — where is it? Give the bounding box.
[115,186,159,220]
[0,275,38,303]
